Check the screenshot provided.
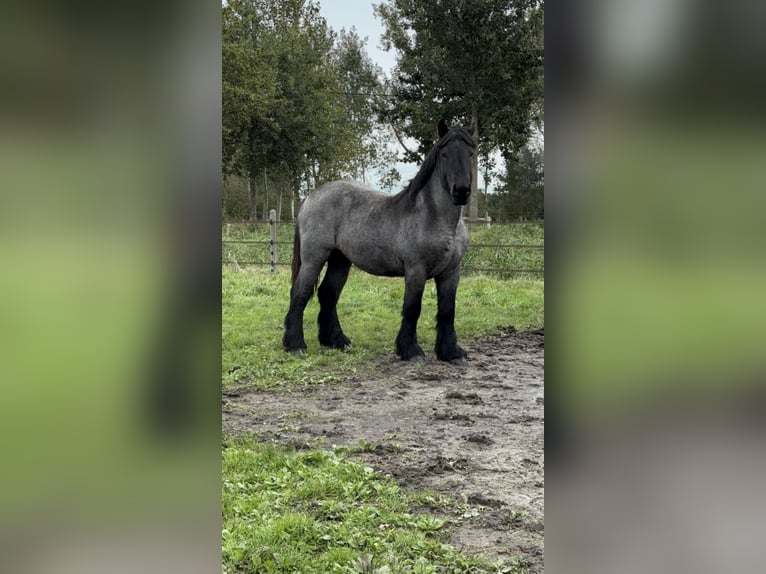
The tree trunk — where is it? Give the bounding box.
[277,180,283,222]
[482,152,490,221]
[262,168,269,222]
[469,103,479,226]
[248,173,257,222]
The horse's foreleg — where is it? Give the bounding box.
[396,270,426,361]
[435,270,467,364]
[317,251,352,349]
[283,262,323,353]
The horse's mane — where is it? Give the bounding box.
[393,127,474,205]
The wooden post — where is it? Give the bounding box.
[269,209,277,274]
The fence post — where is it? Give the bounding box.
[269,209,277,274]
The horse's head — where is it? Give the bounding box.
[437,119,475,206]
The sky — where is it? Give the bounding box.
[316,0,420,187]
[316,0,396,76]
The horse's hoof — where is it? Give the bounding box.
[287,348,306,356]
[336,338,353,351]
[450,357,467,366]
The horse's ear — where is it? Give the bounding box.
[438,118,449,138]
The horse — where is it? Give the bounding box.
[282,119,474,364]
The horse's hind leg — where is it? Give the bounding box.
[317,250,352,349]
[434,269,467,364]
[283,260,324,354]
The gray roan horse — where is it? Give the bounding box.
[283,119,474,364]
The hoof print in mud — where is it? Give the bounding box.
[465,433,494,446]
[445,391,484,405]
[428,455,469,473]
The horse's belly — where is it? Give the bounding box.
[351,252,404,277]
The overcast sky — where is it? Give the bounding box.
[316,0,396,75]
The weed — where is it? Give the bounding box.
[222,440,526,573]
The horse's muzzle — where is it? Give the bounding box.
[452,185,471,206]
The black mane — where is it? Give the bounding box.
[393,127,474,204]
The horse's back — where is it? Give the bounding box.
[302,180,387,211]
[299,181,392,227]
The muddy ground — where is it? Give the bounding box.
[223,327,544,573]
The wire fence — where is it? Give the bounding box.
[222,217,543,277]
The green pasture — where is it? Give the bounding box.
[222,267,543,389]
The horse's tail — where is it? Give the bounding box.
[291,224,301,285]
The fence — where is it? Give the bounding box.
[222,214,544,277]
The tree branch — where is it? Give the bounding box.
[388,121,418,160]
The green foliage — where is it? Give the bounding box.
[488,145,544,222]
[222,1,391,220]
[222,0,545,222]
[374,0,544,158]
[463,224,544,275]
[331,28,395,185]
[222,176,252,221]
[222,440,524,573]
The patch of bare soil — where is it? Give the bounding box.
[223,327,544,573]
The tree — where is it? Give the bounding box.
[222,0,279,220]
[222,0,390,221]
[374,0,544,221]
[488,143,544,221]
[331,28,381,183]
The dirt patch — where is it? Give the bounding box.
[223,327,544,572]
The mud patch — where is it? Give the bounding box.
[223,327,544,572]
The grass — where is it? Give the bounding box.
[222,241,544,573]
[222,267,543,389]
[222,439,528,574]
[222,222,544,278]
[462,224,544,276]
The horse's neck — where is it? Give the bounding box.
[424,177,463,231]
